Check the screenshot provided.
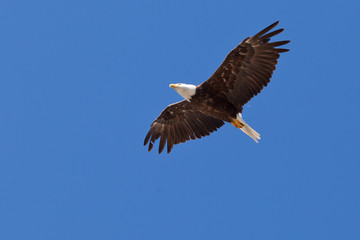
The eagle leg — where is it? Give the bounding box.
[231,119,244,128]
[232,114,261,143]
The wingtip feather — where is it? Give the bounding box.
[253,21,280,38]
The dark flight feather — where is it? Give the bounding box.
[199,21,289,110]
[144,100,224,154]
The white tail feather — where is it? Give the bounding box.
[236,114,261,143]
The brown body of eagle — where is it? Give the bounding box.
[144,21,290,154]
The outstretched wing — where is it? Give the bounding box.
[144,100,224,154]
[199,21,290,111]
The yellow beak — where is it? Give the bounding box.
[169,84,176,88]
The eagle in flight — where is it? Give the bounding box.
[144,21,290,154]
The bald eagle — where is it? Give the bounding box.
[144,21,289,154]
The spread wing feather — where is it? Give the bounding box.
[144,100,224,154]
[199,21,290,111]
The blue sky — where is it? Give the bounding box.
[1,0,360,239]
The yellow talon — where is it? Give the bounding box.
[231,119,244,128]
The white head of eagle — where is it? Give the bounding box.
[169,83,196,100]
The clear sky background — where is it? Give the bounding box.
[1,0,360,239]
